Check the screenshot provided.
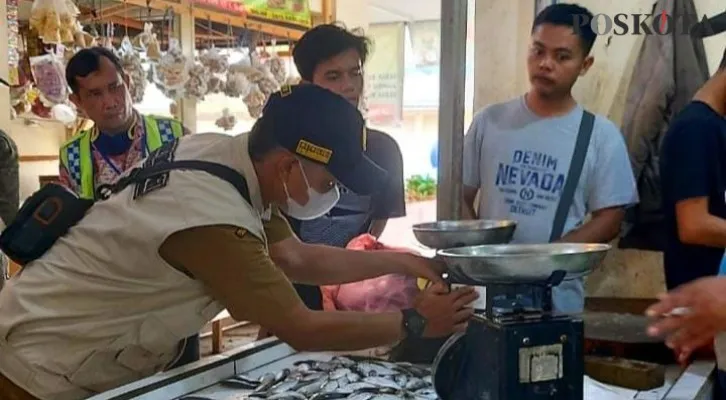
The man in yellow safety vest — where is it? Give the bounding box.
[58,47,189,200]
[57,47,195,367]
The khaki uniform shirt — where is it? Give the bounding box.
[0,133,302,400]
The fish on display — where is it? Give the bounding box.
[181,355,438,400]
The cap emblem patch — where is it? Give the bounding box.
[296,139,332,164]
[280,84,293,97]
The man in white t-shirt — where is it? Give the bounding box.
[461,4,638,314]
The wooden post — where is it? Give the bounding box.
[322,0,335,23]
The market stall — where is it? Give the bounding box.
[7,0,322,139]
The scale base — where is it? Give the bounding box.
[441,316,584,400]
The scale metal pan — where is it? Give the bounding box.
[437,243,611,284]
[412,220,516,249]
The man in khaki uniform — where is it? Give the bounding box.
[0,84,476,400]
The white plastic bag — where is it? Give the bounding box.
[153,38,189,90]
[30,54,68,104]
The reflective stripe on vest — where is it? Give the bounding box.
[60,116,184,199]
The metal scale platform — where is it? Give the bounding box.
[413,221,610,400]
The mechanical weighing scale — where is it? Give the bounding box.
[413,221,611,400]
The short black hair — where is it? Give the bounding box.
[292,23,371,81]
[66,47,124,93]
[533,3,597,55]
[247,117,281,162]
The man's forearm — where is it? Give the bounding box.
[680,214,726,248]
[277,310,404,351]
[277,243,414,285]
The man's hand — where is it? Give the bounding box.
[390,252,447,286]
[415,283,478,338]
[645,277,726,361]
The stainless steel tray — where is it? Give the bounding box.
[412,220,516,249]
[87,338,714,400]
[437,243,611,283]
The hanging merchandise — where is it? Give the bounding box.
[199,17,228,74]
[215,108,236,131]
[101,23,114,49]
[184,62,210,100]
[199,47,228,74]
[30,53,68,105]
[7,0,20,85]
[243,83,266,118]
[146,33,162,60]
[265,39,287,85]
[207,75,225,94]
[29,0,80,45]
[73,30,96,48]
[50,103,77,125]
[63,46,75,63]
[223,71,251,98]
[132,22,154,50]
[118,37,146,104]
[154,38,190,93]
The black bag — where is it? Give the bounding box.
[0,160,250,266]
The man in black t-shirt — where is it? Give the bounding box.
[283,24,406,311]
[660,48,726,290]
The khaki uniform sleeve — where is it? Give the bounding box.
[263,207,294,244]
[159,225,302,324]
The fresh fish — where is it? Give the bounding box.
[297,378,328,396]
[330,368,352,380]
[345,394,374,400]
[355,362,396,377]
[209,356,437,400]
[362,376,401,390]
[220,375,260,389]
[309,392,350,400]
[404,377,428,391]
[266,392,307,400]
[368,395,400,400]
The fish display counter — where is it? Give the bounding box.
[88,338,715,400]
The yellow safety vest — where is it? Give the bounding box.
[59,115,184,199]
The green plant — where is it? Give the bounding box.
[406,174,437,201]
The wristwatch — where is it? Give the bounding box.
[401,308,427,339]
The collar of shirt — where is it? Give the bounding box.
[91,112,142,156]
[235,133,269,219]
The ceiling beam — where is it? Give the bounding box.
[78,4,129,23]
[120,0,306,39]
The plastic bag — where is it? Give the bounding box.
[243,84,266,118]
[30,54,68,105]
[321,234,420,313]
[119,36,146,103]
[215,108,236,131]
[184,62,210,100]
[154,38,190,91]
[265,54,287,85]
[199,47,228,74]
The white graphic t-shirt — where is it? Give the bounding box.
[463,96,638,313]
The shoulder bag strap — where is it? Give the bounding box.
[549,110,595,242]
[106,160,251,204]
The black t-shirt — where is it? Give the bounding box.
[287,128,406,310]
[661,101,726,289]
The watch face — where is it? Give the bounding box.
[405,310,427,336]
